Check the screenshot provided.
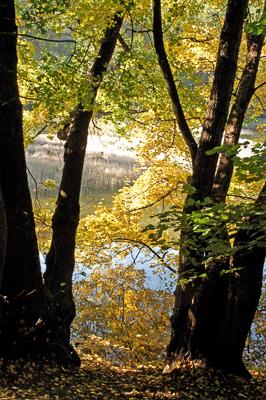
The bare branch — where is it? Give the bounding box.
[21,33,75,44]
[31,124,49,140]
[118,33,131,52]
[177,35,215,43]
[26,166,41,206]
[126,185,180,213]
[115,237,177,274]
[0,31,76,44]
[253,92,264,109]
[254,81,266,92]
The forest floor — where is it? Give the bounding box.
[0,351,265,400]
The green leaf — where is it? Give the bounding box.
[183,183,196,195]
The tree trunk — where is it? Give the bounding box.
[45,108,91,345]
[0,184,7,355]
[184,26,266,375]
[184,28,265,375]
[154,0,265,375]
[182,28,265,373]
[0,1,79,366]
[0,0,46,358]
[209,182,266,376]
[0,0,42,297]
[44,13,123,345]
[0,184,7,291]
[192,0,249,199]
[166,0,251,374]
[213,32,265,202]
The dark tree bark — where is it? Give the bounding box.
[210,182,266,376]
[0,184,7,291]
[0,0,46,357]
[44,13,124,345]
[0,183,7,355]
[187,25,266,376]
[153,0,265,377]
[182,28,266,376]
[213,32,265,202]
[165,0,248,364]
[0,0,42,296]
[191,0,249,200]
[0,1,79,366]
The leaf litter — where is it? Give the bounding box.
[0,351,265,399]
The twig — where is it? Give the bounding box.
[126,185,180,213]
[31,125,49,140]
[115,237,177,274]
[254,81,266,92]
[26,166,41,206]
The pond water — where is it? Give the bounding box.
[40,249,177,293]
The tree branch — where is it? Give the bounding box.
[254,81,266,92]
[177,35,215,43]
[115,237,177,274]
[125,185,180,213]
[0,31,76,43]
[152,0,197,165]
[118,33,131,52]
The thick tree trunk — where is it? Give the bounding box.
[180,29,266,373]
[0,1,79,366]
[167,255,229,358]
[0,0,46,358]
[166,0,251,373]
[192,0,249,199]
[45,109,91,344]
[184,26,266,375]
[0,184,7,355]
[44,14,123,345]
[183,29,265,375]
[0,0,42,297]
[209,182,266,377]
[0,184,7,291]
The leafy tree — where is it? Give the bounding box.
[73,265,172,364]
